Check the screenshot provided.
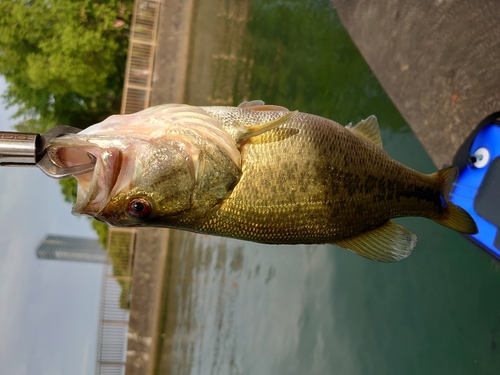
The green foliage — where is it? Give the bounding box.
[0,0,133,129]
[91,219,109,248]
[108,230,134,309]
[14,115,58,134]
[59,177,78,204]
[0,0,132,244]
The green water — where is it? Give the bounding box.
[156,1,500,374]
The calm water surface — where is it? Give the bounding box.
[155,1,500,374]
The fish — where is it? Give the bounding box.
[47,100,477,262]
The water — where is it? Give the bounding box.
[155,1,500,374]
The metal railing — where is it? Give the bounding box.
[95,228,137,375]
[121,0,162,114]
[95,268,130,375]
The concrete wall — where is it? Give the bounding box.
[332,0,500,167]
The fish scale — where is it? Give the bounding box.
[199,109,443,243]
[47,103,477,262]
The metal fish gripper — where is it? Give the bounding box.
[0,126,95,178]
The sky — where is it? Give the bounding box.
[0,76,104,375]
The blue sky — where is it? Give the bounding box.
[0,76,104,375]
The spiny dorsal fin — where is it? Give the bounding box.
[346,115,383,148]
[238,100,289,112]
[333,220,417,262]
[235,111,298,143]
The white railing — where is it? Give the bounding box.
[121,0,161,114]
[95,228,137,375]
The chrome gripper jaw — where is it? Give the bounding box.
[0,126,95,178]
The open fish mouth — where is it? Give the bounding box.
[48,140,124,216]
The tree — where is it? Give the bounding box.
[0,0,134,246]
[0,0,133,130]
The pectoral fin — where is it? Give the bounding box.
[333,220,417,262]
[346,115,383,148]
[238,100,289,112]
[238,100,265,108]
[235,111,298,143]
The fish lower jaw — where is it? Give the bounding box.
[72,173,109,216]
[73,148,125,216]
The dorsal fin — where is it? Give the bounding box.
[346,115,383,148]
[238,100,289,112]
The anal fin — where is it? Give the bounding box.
[333,221,417,262]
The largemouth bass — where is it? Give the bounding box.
[47,101,477,262]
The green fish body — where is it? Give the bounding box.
[47,101,477,262]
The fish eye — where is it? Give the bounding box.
[470,147,490,168]
[127,197,152,219]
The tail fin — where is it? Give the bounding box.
[433,166,478,234]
